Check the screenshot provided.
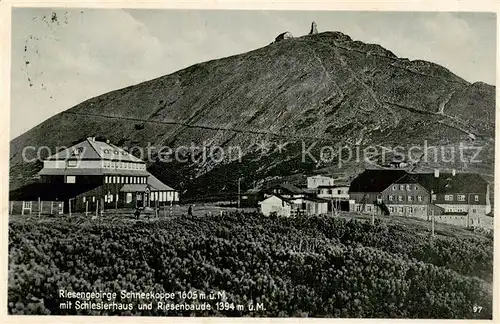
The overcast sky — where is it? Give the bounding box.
[10,9,496,139]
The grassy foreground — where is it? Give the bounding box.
[8,212,493,318]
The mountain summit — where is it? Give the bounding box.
[10,31,495,196]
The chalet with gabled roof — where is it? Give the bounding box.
[348,169,492,229]
[10,137,179,215]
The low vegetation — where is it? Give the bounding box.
[8,212,493,318]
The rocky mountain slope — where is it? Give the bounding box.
[10,31,495,198]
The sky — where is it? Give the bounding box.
[10,9,496,139]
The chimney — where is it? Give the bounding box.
[106,139,110,144]
[434,169,440,178]
[452,169,456,176]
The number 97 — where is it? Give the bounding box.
[473,305,483,313]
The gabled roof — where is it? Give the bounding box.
[349,169,407,193]
[147,174,176,191]
[46,137,143,163]
[412,173,487,194]
[259,194,292,204]
[317,184,350,189]
[393,173,420,184]
[350,169,488,194]
[9,183,101,201]
[38,168,149,176]
[120,184,148,192]
[266,183,306,195]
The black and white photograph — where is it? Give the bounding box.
[4,3,497,319]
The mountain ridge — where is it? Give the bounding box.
[10,31,495,196]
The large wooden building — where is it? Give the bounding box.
[10,137,179,215]
[348,169,493,228]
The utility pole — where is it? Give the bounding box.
[431,207,435,238]
[238,177,242,209]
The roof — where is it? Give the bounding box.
[393,174,420,184]
[120,184,148,192]
[244,188,262,195]
[317,184,350,189]
[266,183,306,195]
[147,174,176,191]
[301,196,330,203]
[350,169,488,194]
[46,137,143,163]
[308,174,333,179]
[412,173,488,194]
[9,183,101,201]
[259,194,292,204]
[38,168,149,176]
[349,169,407,193]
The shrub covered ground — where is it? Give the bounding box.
[8,212,493,318]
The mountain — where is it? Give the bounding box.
[10,31,495,198]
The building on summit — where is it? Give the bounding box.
[9,137,179,215]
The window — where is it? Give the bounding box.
[116,194,119,202]
[92,196,95,202]
[104,149,110,154]
[389,206,395,213]
[83,197,86,202]
[104,176,108,184]
[72,147,84,156]
[398,195,403,202]
[408,196,412,202]
[67,160,78,167]
[392,185,397,191]
[126,193,133,203]
[356,205,362,212]
[432,194,437,201]
[406,184,411,191]
[474,195,479,202]
[399,185,404,190]
[417,196,422,202]
[23,201,32,209]
[444,194,454,201]
[408,207,413,214]
[366,205,372,212]
[120,177,124,183]
[414,185,418,190]
[398,207,403,213]
[457,195,466,201]
[66,176,76,183]
[389,195,394,201]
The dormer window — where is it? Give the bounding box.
[103,149,110,154]
[114,150,119,155]
[72,147,84,156]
